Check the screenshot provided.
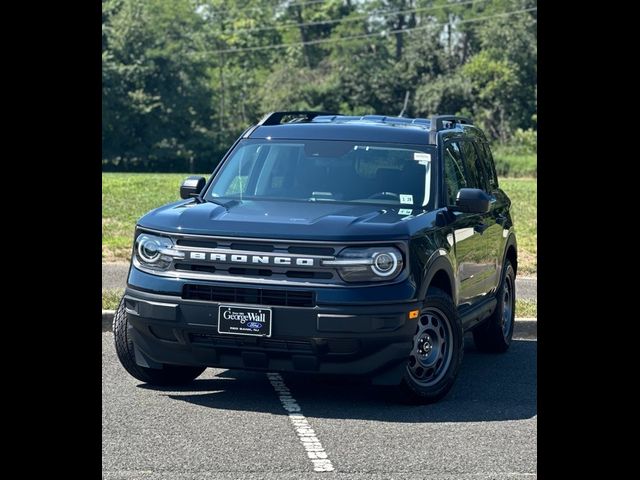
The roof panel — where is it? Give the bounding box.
[250,121,433,144]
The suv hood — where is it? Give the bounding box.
[138,199,434,241]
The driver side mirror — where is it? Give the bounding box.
[180,176,206,199]
[454,188,492,214]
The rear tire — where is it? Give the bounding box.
[398,287,464,404]
[472,260,516,353]
[113,297,206,385]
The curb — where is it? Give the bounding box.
[512,319,537,339]
[103,310,115,331]
[102,310,537,338]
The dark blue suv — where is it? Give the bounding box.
[114,111,517,403]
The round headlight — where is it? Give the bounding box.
[137,236,161,263]
[324,246,403,282]
[372,251,398,277]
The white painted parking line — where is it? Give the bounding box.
[267,372,335,473]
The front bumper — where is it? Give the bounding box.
[123,282,421,385]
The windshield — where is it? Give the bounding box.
[205,139,435,207]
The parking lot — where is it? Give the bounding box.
[102,331,536,479]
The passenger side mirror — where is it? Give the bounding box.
[454,188,491,214]
[180,176,206,199]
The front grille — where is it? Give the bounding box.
[170,237,340,284]
[174,264,333,279]
[175,263,217,273]
[189,333,359,355]
[183,284,316,307]
[228,267,273,277]
[287,246,336,256]
[176,239,219,249]
[285,270,332,279]
[189,333,315,353]
[137,232,402,286]
[230,242,274,252]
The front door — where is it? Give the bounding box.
[442,140,500,308]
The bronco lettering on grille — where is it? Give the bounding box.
[187,251,317,267]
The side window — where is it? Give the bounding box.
[443,142,467,205]
[479,141,499,189]
[460,140,489,191]
[470,141,494,191]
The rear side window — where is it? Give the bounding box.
[460,140,489,191]
[477,141,499,189]
[443,142,467,205]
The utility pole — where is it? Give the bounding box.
[219,51,225,133]
[294,5,311,68]
[217,13,225,136]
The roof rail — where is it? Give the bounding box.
[428,115,473,143]
[258,111,339,126]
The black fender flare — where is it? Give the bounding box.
[418,249,457,304]
[501,232,518,275]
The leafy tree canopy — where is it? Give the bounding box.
[102,0,537,171]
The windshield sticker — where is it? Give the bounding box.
[413,152,431,162]
[399,208,412,215]
[400,194,413,204]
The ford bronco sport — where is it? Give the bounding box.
[113,111,517,403]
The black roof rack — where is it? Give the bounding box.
[258,111,339,126]
[428,115,473,143]
[251,111,473,145]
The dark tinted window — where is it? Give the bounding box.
[474,141,498,189]
[460,140,489,191]
[443,142,467,205]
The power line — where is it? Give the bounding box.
[282,0,333,7]
[203,0,334,21]
[227,0,489,35]
[213,6,537,54]
[254,0,334,9]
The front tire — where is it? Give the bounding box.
[113,297,206,385]
[398,287,464,404]
[472,260,516,353]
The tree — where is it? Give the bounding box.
[102,0,538,170]
[102,0,216,171]
[461,51,520,141]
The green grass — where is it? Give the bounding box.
[499,178,537,276]
[516,299,537,318]
[102,173,207,262]
[102,172,536,276]
[493,147,537,178]
[102,288,124,310]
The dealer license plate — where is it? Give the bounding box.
[217,305,272,337]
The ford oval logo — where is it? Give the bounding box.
[247,322,263,329]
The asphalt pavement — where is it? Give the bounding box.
[102,263,130,290]
[102,332,537,479]
[102,262,537,301]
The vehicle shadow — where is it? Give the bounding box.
[138,337,536,423]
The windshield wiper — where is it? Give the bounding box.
[203,197,240,209]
